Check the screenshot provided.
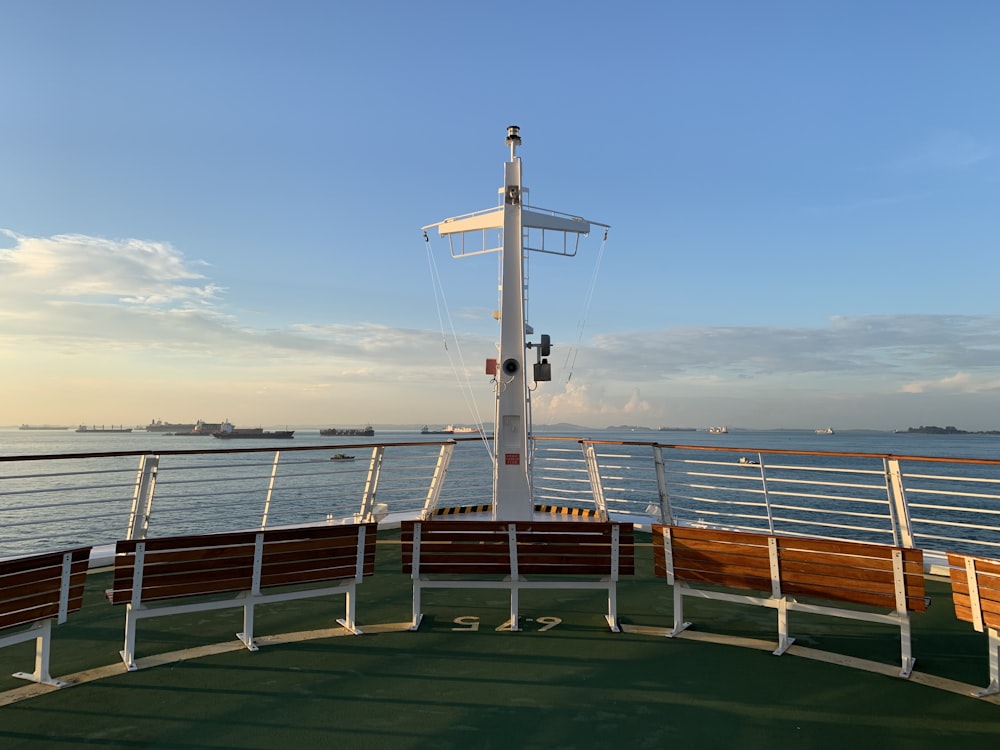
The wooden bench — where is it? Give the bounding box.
[652,524,926,677]
[106,523,376,670]
[401,519,634,632]
[945,551,1000,696]
[0,546,90,686]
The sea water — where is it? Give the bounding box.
[4,425,1000,459]
[2,426,999,555]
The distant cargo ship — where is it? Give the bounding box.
[212,421,294,439]
[19,424,70,430]
[421,425,482,435]
[816,427,835,435]
[75,425,133,433]
[707,426,729,434]
[144,419,197,432]
[183,420,222,435]
[320,425,374,436]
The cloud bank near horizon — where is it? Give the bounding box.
[2,230,997,428]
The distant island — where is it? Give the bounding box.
[901,425,1000,435]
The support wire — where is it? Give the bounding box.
[563,228,609,383]
[423,232,495,460]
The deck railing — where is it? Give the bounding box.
[3,437,1000,563]
[533,438,1000,560]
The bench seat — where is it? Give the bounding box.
[0,546,90,686]
[652,524,926,677]
[946,551,1000,696]
[107,523,375,670]
[401,520,634,632]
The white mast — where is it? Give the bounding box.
[424,126,607,520]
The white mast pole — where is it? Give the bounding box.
[493,126,532,520]
[423,126,605,522]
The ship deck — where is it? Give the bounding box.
[2,529,999,749]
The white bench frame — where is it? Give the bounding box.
[115,526,370,671]
[659,526,920,678]
[951,554,1000,697]
[407,521,625,632]
[0,549,86,687]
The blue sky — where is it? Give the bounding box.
[1,1,998,430]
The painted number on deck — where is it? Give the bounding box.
[451,616,562,632]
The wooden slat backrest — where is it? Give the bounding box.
[402,521,513,575]
[0,547,90,631]
[947,552,1000,631]
[517,521,633,576]
[652,524,925,611]
[777,537,925,612]
[401,520,633,576]
[108,524,375,605]
[109,532,257,604]
[652,524,773,594]
[259,523,376,588]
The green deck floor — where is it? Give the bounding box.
[1,532,999,749]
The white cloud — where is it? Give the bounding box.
[578,315,1000,383]
[4,230,1000,429]
[0,229,219,306]
[901,372,1000,395]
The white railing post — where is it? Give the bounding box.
[885,457,914,548]
[652,445,671,523]
[125,454,158,540]
[420,442,455,519]
[260,451,281,529]
[358,446,385,521]
[758,456,775,534]
[582,441,609,520]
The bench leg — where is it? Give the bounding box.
[509,581,520,632]
[236,602,259,652]
[773,598,795,656]
[975,627,1000,697]
[336,584,363,635]
[10,620,66,687]
[120,605,139,671]
[605,582,620,633]
[409,579,423,631]
[667,584,692,637]
[898,616,915,679]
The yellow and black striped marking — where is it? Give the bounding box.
[432,504,493,516]
[533,504,601,518]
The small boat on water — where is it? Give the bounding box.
[708,426,729,434]
[816,427,835,435]
[738,456,759,465]
[211,420,294,439]
[329,453,355,461]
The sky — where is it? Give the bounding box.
[1,1,999,431]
